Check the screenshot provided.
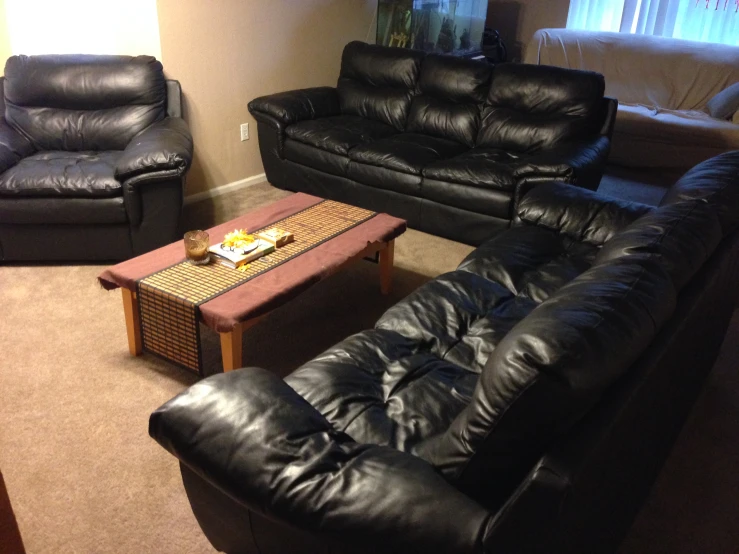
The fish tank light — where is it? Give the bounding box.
[376,0,488,55]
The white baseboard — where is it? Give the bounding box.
[184,173,267,206]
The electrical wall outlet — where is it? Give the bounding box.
[240,123,249,141]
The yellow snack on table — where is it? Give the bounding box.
[222,229,255,249]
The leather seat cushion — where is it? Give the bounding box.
[285,225,598,454]
[423,148,521,190]
[0,151,122,198]
[422,178,513,219]
[285,116,397,156]
[349,133,468,175]
[378,226,598,373]
[286,329,474,453]
[346,162,422,197]
[284,139,350,177]
[0,196,127,224]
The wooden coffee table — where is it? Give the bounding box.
[99,193,406,373]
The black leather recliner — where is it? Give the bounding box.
[0,54,193,261]
[249,41,617,245]
[150,152,739,553]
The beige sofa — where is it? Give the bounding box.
[525,28,739,173]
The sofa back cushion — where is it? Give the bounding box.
[595,151,739,289]
[422,254,676,508]
[337,41,424,131]
[3,54,167,151]
[595,202,723,291]
[477,64,605,152]
[421,151,739,508]
[405,54,492,147]
[660,150,739,235]
[525,28,739,112]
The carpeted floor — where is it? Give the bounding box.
[0,177,737,553]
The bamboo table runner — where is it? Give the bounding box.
[136,200,377,373]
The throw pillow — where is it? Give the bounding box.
[707,82,739,120]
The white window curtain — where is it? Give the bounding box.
[566,0,739,46]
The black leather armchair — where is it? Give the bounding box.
[249,42,617,245]
[0,54,193,261]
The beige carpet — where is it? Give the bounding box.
[0,180,737,553]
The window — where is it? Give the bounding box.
[566,0,739,46]
[4,0,161,58]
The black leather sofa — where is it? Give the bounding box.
[0,55,193,262]
[249,41,616,245]
[150,151,739,553]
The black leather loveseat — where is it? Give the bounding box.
[0,55,193,262]
[249,41,616,245]
[150,151,739,553]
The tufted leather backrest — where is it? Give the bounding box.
[431,254,677,507]
[660,151,739,235]
[477,64,605,152]
[337,41,424,131]
[424,151,739,507]
[3,54,167,151]
[406,54,492,147]
[594,151,739,290]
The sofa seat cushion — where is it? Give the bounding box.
[284,224,598,454]
[349,133,468,175]
[283,139,350,178]
[618,104,739,148]
[423,147,521,190]
[285,329,474,453]
[611,103,739,169]
[0,151,123,198]
[0,196,127,224]
[285,115,397,156]
[379,224,598,372]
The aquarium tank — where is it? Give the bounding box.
[376,0,488,56]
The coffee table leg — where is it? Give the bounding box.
[220,328,243,372]
[121,288,142,356]
[379,240,395,295]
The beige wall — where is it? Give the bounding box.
[157,0,376,197]
[486,0,570,62]
[0,0,12,66]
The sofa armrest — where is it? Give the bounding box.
[150,368,493,554]
[599,97,618,138]
[0,120,34,174]
[115,117,193,184]
[248,87,340,126]
[513,135,611,187]
[516,181,653,246]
